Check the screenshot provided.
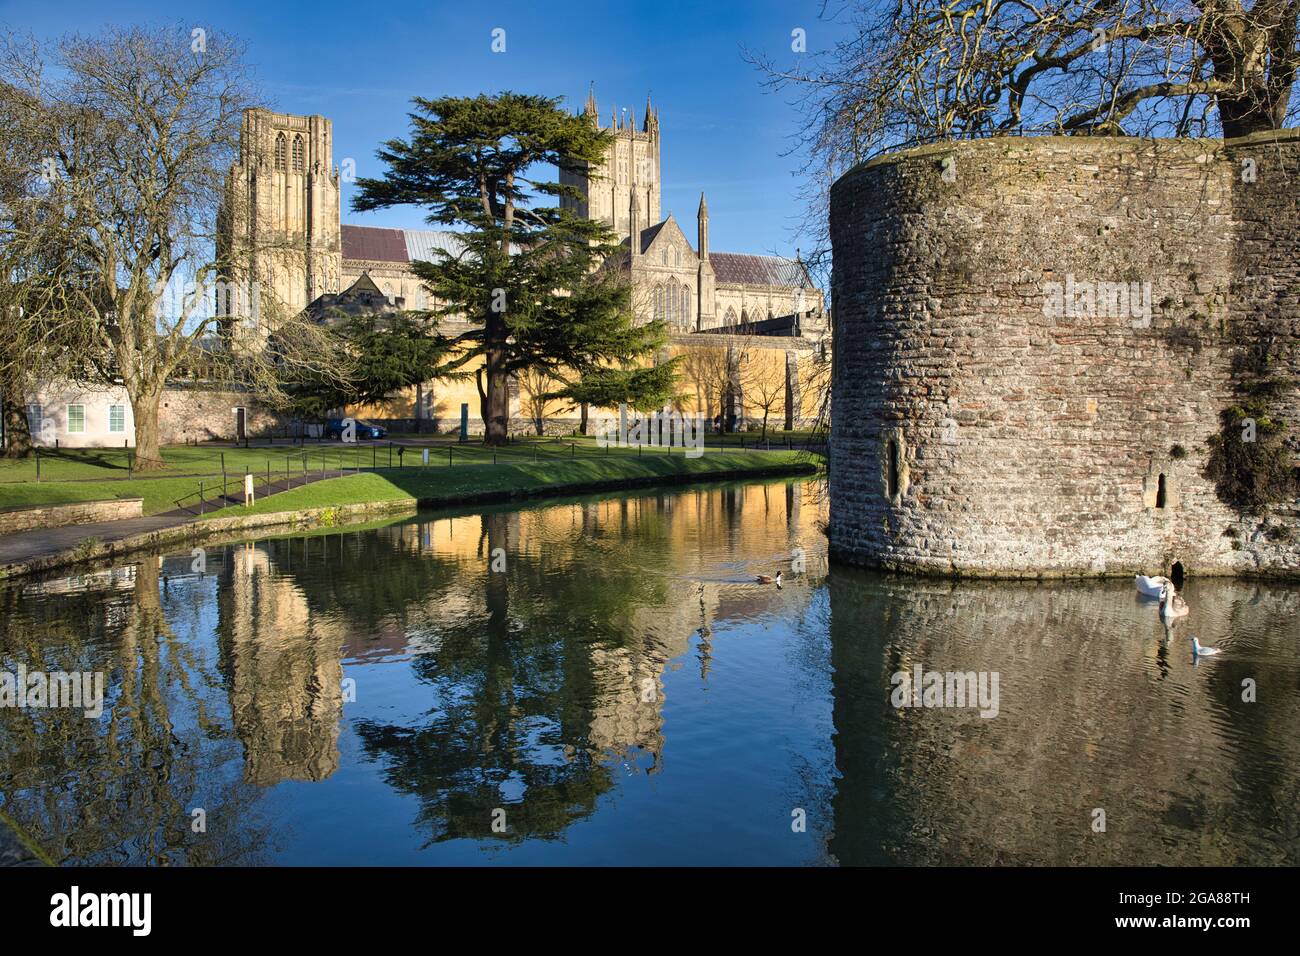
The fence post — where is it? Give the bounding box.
[448,445,453,467]
[199,480,204,515]
[35,445,40,481]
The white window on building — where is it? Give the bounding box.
[25,404,41,435]
[108,404,125,433]
[67,404,85,434]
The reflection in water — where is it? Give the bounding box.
[0,479,1296,865]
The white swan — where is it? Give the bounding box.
[1158,584,1189,620]
[1136,574,1172,598]
[1191,637,1222,657]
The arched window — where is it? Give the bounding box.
[292,135,305,172]
[1156,473,1167,508]
[723,306,737,326]
[681,287,690,327]
[274,133,287,171]
[654,285,664,321]
[661,247,668,265]
[675,249,682,267]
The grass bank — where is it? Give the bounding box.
[0,440,820,518]
[197,451,818,519]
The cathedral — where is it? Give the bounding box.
[218,93,828,433]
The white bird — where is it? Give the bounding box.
[1136,574,1172,598]
[1191,637,1222,657]
[1158,584,1189,620]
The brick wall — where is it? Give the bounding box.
[828,131,1300,578]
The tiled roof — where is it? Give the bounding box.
[341,225,408,263]
[710,252,811,289]
[341,225,467,264]
[403,229,466,262]
[638,221,667,254]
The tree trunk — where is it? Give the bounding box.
[130,386,167,471]
[579,402,589,436]
[2,396,32,457]
[483,342,510,446]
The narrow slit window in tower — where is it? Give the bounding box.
[1156,473,1167,509]
[887,438,900,499]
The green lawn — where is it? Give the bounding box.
[0,442,821,519]
[205,451,817,519]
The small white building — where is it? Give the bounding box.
[25,382,136,448]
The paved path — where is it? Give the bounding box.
[0,515,194,568]
[0,468,356,570]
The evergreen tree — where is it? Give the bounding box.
[353,92,673,444]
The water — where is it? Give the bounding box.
[0,479,1296,865]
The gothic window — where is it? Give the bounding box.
[654,285,664,321]
[667,279,679,325]
[724,306,738,326]
[274,133,287,171]
[292,135,305,172]
[661,247,668,265]
[681,287,690,326]
[675,249,682,267]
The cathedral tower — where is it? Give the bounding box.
[560,87,661,245]
[219,109,342,324]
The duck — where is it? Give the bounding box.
[1136,574,1172,598]
[756,571,783,587]
[1191,637,1222,657]
[1158,584,1189,620]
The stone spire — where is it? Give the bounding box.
[697,191,709,260]
[584,83,597,120]
[643,93,658,133]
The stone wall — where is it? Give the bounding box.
[0,497,142,535]
[828,131,1300,578]
[158,386,289,444]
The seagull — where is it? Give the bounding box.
[1191,637,1222,657]
[1158,584,1189,620]
[756,571,783,587]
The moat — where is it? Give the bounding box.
[1,478,1297,865]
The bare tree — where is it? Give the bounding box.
[742,356,786,441]
[518,367,564,436]
[747,0,1300,306]
[0,26,341,468]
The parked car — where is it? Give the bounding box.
[324,418,387,441]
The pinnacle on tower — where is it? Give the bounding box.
[643,93,655,132]
[697,191,708,215]
[584,83,597,118]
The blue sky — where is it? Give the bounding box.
[2,0,847,259]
